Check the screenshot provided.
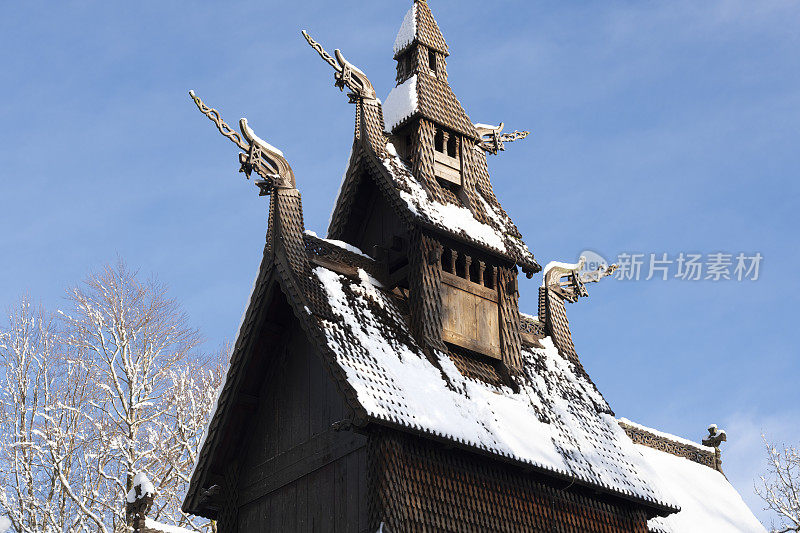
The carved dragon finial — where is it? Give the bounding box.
[475,122,530,155]
[702,424,727,448]
[189,90,295,195]
[302,30,377,102]
[543,257,617,303]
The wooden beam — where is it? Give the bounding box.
[237,429,366,507]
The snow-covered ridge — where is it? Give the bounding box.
[619,418,715,452]
[393,3,417,56]
[241,118,284,157]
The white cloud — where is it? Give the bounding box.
[0,516,10,533]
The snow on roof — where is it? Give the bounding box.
[393,3,417,56]
[144,518,197,533]
[383,75,418,131]
[380,148,510,254]
[637,446,765,533]
[520,311,541,324]
[312,264,677,508]
[475,192,534,261]
[126,472,155,503]
[303,230,372,259]
[619,418,715,453]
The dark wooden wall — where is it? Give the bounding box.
[232,320,370,532]
[371,429,652,533]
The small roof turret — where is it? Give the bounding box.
[393,0,449,59]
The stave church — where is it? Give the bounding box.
[172,2,764,531]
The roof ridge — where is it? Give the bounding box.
[618,418,721,471]
[619,418,712,451]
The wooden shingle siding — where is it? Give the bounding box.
[372,429,651,533]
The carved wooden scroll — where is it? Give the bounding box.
[475,122,530,155]
[188,90,295,195]
[302,31,377,102]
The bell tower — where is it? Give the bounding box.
[306,0,540,375]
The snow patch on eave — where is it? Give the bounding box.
[383,75,418,132]
[304,230,373,259]
[520,311,541,324]
[393,4,417,56]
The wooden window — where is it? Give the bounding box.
[439,248,501,359]
[433,126,462,187]
[428,49,437,73]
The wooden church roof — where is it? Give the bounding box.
[183,226,678,517]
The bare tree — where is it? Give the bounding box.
[757,435,800,532]
[0,262,225,532]
[0,296,61,533]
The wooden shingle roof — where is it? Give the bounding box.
[393,0,450,59]
[184,231,678,517]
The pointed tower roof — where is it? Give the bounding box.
[385,1,477,139]
[384,71,478,139]
[303,6,539,273]
[393,0,449,59]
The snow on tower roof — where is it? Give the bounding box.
[393,1,449,59]
[393,3,417,57]
[383,76,418,132]
[378,142,535,263]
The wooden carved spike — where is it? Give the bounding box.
[544,256,618,303]
[188,91,295,195]
[189,90,247,152]
[474,122,531,155]
[302,31,377,102]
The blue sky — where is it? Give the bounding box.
[2,0,798,524]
